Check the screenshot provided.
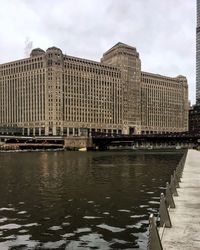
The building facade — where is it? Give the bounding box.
[0,43,188,136]
[101,43,141,134]
[141,72,188,134]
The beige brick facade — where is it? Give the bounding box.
[0,43,188,136]
[141,72,188,134]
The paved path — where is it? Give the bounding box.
[162,150,200,250]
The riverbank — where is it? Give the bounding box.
[161,150,200,249]
[0,145,187,154]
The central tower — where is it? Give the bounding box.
[101,42,141,134]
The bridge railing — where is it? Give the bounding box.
[91,131,200,139]
[147,150,188,250]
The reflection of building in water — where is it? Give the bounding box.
[0,43,188,135]
[38,152,51,189]
[39,152,63,191]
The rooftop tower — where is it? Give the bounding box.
[196,0,200,104]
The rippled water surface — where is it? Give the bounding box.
[0,150,183,249]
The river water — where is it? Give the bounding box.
[0,150,183,250]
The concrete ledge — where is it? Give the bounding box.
[64,136,93,150]
[161,150,200,250]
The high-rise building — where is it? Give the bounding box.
[189,105,200,133]
[0,43,188,136]
[101,43,141,134]
[188,0,200,135]
[197,0,200,104]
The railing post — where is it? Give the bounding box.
[173,170,180,188]
[176,163,182,181]
[165,182,175,208]
[182,150,188,165]
[148,214,163,250]
[159,193,172,228]
[170,175,178,196]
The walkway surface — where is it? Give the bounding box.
[162,149,200,250]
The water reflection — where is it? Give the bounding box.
[0,150,183,249]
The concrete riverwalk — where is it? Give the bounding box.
[161,150,200,249]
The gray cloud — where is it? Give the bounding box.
[0,0,196,103]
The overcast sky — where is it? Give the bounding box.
[0,0,196,103]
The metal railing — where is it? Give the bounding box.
[147,150,188,250]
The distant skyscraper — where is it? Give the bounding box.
[196,0,200,104]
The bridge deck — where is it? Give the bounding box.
[162,149,200,249]
[0,143,63,150]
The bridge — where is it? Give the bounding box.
[0,133,200,150]
[0,136,64,151]
[91,133,200,150]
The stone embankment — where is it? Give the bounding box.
[161,149,200,249]
[148,149,200,250]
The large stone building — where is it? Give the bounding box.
[0,42,188,136]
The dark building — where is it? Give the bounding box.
[189,105,200,133]
[197,0,200,104]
